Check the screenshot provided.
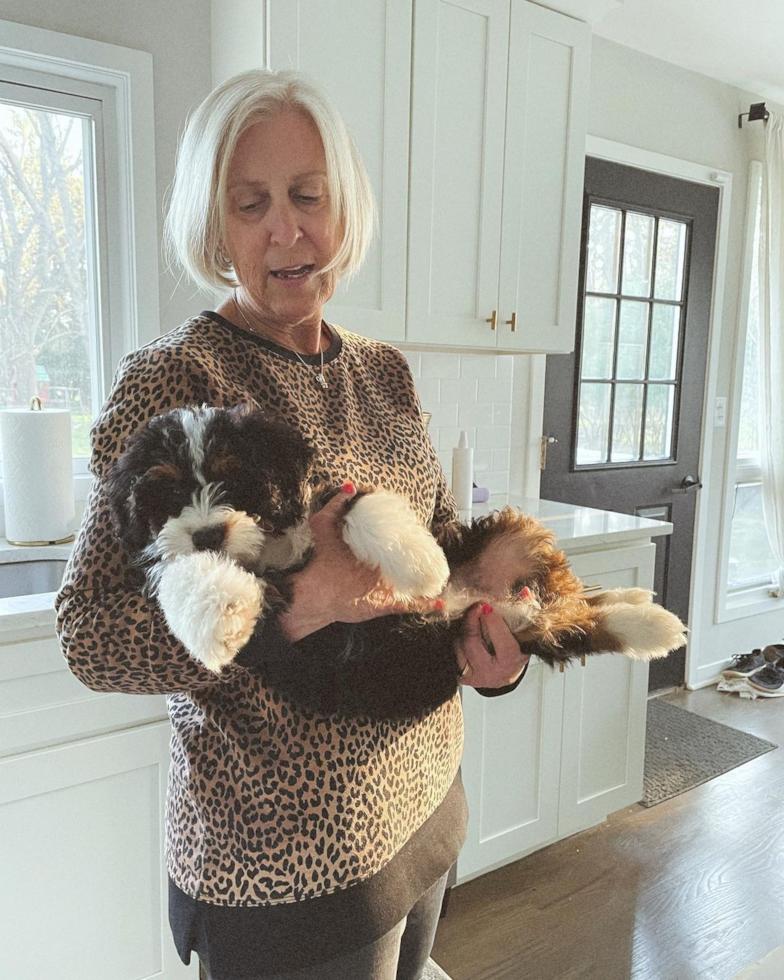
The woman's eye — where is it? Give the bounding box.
[295,193,320,204]
[239,201,260,212]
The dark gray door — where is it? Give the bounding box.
[541,157,718,692]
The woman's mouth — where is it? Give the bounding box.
[270,264,315,280]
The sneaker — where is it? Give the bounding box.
[746,657,784,697]
[722,648,768,678]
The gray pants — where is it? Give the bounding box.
[198,872,449,980]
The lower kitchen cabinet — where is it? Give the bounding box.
[458,539,656,883]
[0,712,192,980]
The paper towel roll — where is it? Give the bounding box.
[0,405,75,544]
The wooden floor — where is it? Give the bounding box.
[431,687,784,980]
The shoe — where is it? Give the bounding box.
[722,648,768,678]
[746,656,784,697]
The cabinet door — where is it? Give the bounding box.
[407,0,509,349]
[557,544,654,838]
[458,659,563,883]
[268,0,411,341]
[0,722,193,980]
[498,1,590,352]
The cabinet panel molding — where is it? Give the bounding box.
[407,0,509,348]
[269,0,410,340]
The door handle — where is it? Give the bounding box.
[486,310,498,331]
[672,475,703,493]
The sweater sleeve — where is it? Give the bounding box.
[54,346,252,695]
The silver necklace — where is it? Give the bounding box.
[235,302,329,390]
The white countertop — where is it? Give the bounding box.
[0,496,672,638]
[470,495,673,551]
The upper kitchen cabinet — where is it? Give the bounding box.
[407,0,590,352]
[268,1,411,341]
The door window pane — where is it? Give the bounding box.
[581,297,616,379]
[654,219,687,301]
[577,383,611,465]
[621,211,654,297]
[643,384,675,459]
[611,384,644,462]
[586,205,621,293]
[616,300,648,380]
[649,304,680,380]
[728,483,778,590]
[0,102,93,459]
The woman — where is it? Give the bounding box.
[55,69,529,980]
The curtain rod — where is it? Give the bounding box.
[738,102,769,128]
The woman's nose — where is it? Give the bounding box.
[266,201,302,247]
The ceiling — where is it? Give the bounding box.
[591,0,784,107]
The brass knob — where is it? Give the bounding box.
[486,310,498,331]
[505,312,517,333]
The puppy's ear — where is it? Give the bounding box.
[104,424,158,557]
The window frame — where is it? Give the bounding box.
[0,19,159,492]
[572,197,692,472]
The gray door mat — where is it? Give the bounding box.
[642,698,777,807]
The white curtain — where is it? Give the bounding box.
[759,112,784,597]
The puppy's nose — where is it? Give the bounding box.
[192,525,225,552]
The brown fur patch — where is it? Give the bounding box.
[146,463,182,481]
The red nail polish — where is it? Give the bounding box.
[519,586,531,599]
[481,603,493,615]
[341,481,356,494]
[433,598,445,611]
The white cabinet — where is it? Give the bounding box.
[0,629,188,980]
[406,0,590,352]
[259,0,590,353]
[458,539,655,883]
[0,715,192,980]
[267,0,411,342]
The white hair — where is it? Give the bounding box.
[164,69,375,293]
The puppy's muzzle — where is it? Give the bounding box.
[192,525,226,552]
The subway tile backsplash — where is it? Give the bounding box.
[404,352,514,496]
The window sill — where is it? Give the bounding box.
[719,585,783,623]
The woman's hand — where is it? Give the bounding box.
[279,483,432,642]
[455,603,530,689]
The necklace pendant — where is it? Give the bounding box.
[315,372,329,390]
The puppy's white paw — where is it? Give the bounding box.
[156,552,264,673]
[589,587,653,606]
[342,490,450,599]
[603,602,687,660]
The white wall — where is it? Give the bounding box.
[586,37,784,680]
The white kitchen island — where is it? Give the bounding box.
[458,495,673,883]
[0,497,672,978]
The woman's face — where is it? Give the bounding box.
[222,109,339,331]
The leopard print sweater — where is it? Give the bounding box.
[55,312,465,916]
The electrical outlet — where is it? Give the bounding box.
[714,396,727,427]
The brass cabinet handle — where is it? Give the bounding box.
[581,584,603,593]
[560,655,588,673]
[505,312,517,332]
[486,310,498,331]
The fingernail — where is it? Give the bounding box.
[433,598,445,611]
[519,587,531,599]
[341,481,356,494]
[481,603,493,615]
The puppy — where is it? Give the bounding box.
[105,403,449,672]
[106,404,686,718]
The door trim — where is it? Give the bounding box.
[574,137,732,691]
